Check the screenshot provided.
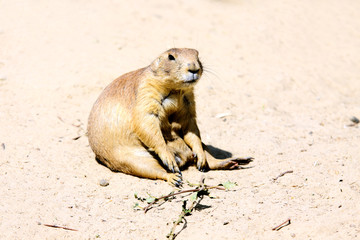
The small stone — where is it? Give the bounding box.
[99,179,109,187]
[350,116,359,124]
[223,221,229,225]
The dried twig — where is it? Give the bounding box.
[144,185,225,213]
[167,195,202,240]
[42,223,78,231]
[272,170,293,181]
[167,178,211,240]
[57,116,65,123]
[272,218,291,231]
[134,177,236,240]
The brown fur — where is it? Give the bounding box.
[87,48,251,186]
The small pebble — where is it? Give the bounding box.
[223,221,229,225]
[99,179,109,187]
[1,143,5,150]
[350,116,359,124]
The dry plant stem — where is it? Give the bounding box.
[272,219,291,231]
[144,185,225,213]
[167,198,198,240]
[42,224,78,231]
[272,170,293,181]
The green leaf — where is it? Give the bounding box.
[146,196,156,203]
[184,208,192,215]
[222,180,237,190]
[190,192,198,201]
[133,202,144,210]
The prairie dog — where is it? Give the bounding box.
[88,48,251,186]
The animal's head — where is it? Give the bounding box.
[150,48,203,89]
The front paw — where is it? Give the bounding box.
[159,151,181,173]
[166,173,183,188]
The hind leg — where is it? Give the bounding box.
[166,122,196,168]
[100,147,183,187]
[167,137,196,169]
[203,144,253,170]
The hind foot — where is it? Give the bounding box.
[208,156,253,170]
[167,137,196,168]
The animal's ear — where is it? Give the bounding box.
[155,58,161,67]
[151,57,161,72]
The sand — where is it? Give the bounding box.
[1,0,360,239]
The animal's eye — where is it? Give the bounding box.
[168,54,175,61]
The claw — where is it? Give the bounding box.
[175,155,181,164]
[176,174,183,181]
[177,180,183,187]
[174,177,183,188]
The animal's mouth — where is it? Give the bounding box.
[185,78,197,83]
[183,73,200,83]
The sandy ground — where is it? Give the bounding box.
[1,0,360,239]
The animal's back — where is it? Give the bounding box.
[87,68,145,158]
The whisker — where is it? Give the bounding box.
[201,63,221,81]
[203,69,220,81]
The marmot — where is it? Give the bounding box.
[88,48,251,186]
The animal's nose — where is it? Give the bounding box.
[188,69,199,74]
